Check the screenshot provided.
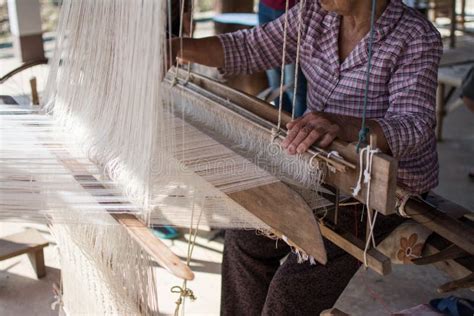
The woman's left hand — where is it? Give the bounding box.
[282,112,340,155]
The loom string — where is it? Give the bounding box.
[185,0,195,82]
[171,4,200,314]
[356,0,377,152]
[173,0,187,83]
[291,0,306,120]
[275,0,291,133]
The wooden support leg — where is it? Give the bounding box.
[460,0,466,32]
[436,83,446,141]
[27,249,46,278]
[29,77,39,105]
[449,0,456,48]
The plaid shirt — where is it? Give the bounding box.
[218,0,442,194]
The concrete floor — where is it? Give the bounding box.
[1,12,474,316]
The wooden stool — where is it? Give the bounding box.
[0,229,49,278]
[436,62,473,141]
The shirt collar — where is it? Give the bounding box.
[321,0,404,42]
[373,0,404,42]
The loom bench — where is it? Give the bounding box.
[436,62,474,141]
[0,229,49,278]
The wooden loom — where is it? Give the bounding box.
[2,61,473,305]
[162,67,474,286]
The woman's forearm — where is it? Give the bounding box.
[321,113,391,154]
[171,37,224,68]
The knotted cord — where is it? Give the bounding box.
[171,196,204,316]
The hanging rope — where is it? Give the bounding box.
[173,0,188,84]
[185,0,195,82]
[352,142,379,267]
[291,0,306,120]
[356,0,377,152]
[276,0,291,133]
[171,196,204,316]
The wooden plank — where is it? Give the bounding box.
[412,244,467,265]
[318,220,392,276]
[166,69,398,215]
[0,229,48,261]
[228,182,327,265]
[425,192,472,219]
[423,243,472,282]
[404,198,474,255]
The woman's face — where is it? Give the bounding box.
[319,0,357,15]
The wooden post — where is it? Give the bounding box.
[27,249,46,278]
[449,0,456,48]
[436,82,445,141]
[7,0,45,62]
[29,76,39,105]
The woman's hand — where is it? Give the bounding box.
[282,112,340,155]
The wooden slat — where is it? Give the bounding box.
[318,220,392,276]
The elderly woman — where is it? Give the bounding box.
[173,0,442,314]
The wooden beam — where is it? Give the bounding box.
[404,198,474,255]
[412,244,467,265]
[423,243,472,282]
